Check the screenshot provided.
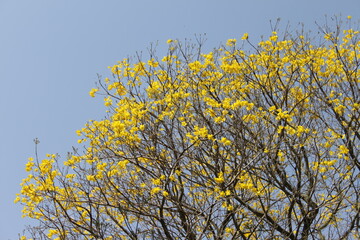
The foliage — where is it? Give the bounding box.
[16,20,360,240]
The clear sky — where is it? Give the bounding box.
[0,0,359,238]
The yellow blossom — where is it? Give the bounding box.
[89,88,99,97]
[241,33,249,40]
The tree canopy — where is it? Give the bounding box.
[16,20,360,239]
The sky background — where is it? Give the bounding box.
[0,0,359,238]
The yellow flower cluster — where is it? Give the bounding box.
[16,26,360,239]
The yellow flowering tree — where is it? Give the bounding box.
[17,21,360,239]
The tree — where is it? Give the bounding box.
[16,19,360,240]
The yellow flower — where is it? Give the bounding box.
[150,187,162,195]
[214,172,225,184]
[338,145,349,154]
[147,58,159,68]
[269,34,278,42]
[14,196,21,203]
[104,96,112,107]
[86,175,96,181]
[226,39,237,46]
[65,174,76,179]
[25,161,34,172]
[117,160,129,169]
[220,137,231,146]
[89,88,99,97]
[324,33,332,40]
[241,33,249,40]
[268,105,277,112]
[152,178,162,185]
[47,229,59,238]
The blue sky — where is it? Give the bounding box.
[0,0,359,238]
